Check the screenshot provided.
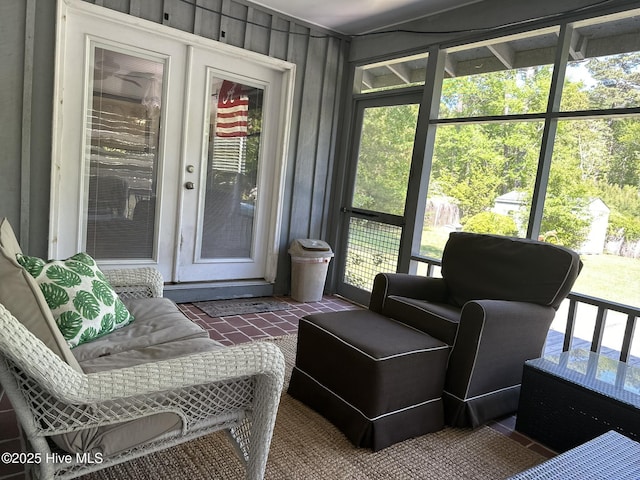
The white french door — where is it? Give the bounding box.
[177,49,285,282]
[51,0,294,284]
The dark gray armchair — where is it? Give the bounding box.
[370,232,582,428]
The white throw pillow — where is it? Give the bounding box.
[17,252,134,348]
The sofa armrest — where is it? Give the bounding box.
[0,302,283,432]
[369,272,448,313]
[445,299,555,401]
[82,342,284,402]
[33,343,285,436]
[102,267,164,299]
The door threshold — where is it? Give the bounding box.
[164,280,274,303]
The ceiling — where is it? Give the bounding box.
[245,0,486,35]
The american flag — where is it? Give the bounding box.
[215,80,249,137]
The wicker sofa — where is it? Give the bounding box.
[0,218,285,480]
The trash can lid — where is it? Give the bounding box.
[289,239,334,258]
[296,239,331,251]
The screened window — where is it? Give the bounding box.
[354,52,428,94]
[439,29,558,118]
[420,29,558,257]
[342,6,640,360]
[561,13,640,112]
[541,11,640,308]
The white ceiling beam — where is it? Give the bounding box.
[386,63,411,84]
[362,70,374,89]
[487,42,515,69]
[444,55,457,77]
[569,29,588,60]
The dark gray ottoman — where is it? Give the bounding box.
[288,309,450,451]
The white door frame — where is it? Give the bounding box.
[51,0,295,283]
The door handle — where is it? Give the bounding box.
[185,181,195,190]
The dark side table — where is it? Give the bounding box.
[515,349,640,452]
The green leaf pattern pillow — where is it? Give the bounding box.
[16,252,134,348]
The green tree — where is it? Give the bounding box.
[433,64,596,248]
[608,119,640,187]
[463,211,519,236]
[433,67,550,220]
[585,54,640,109]
[353,104,419,215]
[559,52,640,248]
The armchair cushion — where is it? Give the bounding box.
[442,232,582,309]
[56,299,223,456]
[78,337,222,372]
[0,218,82,371]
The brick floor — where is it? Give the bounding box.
[177,295,360,345]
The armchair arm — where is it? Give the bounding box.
[445,299,555,400]
[102,267,164,299]
[369,272,448,313]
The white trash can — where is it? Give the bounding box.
[289,239,334,302]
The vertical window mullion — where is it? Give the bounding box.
[527,23,574,240]
[402,46,445,274]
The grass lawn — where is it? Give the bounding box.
[573,253,640,307]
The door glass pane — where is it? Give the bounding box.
[85,47,163,259]
[343,101,418,291]
[352,104,419,216]
[201,77,263,259]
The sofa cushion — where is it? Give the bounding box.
[54,299,223,456]
[383,295,461,345]
[71,297,209,363]
[442,232,582,309]
[79,337,224,372]
[0,218,82,371]
[54,336,224,456]
[53,412,182,457]
[17,252,134,348]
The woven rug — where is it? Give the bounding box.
[83,335,546,480]
[193,298,291,317]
